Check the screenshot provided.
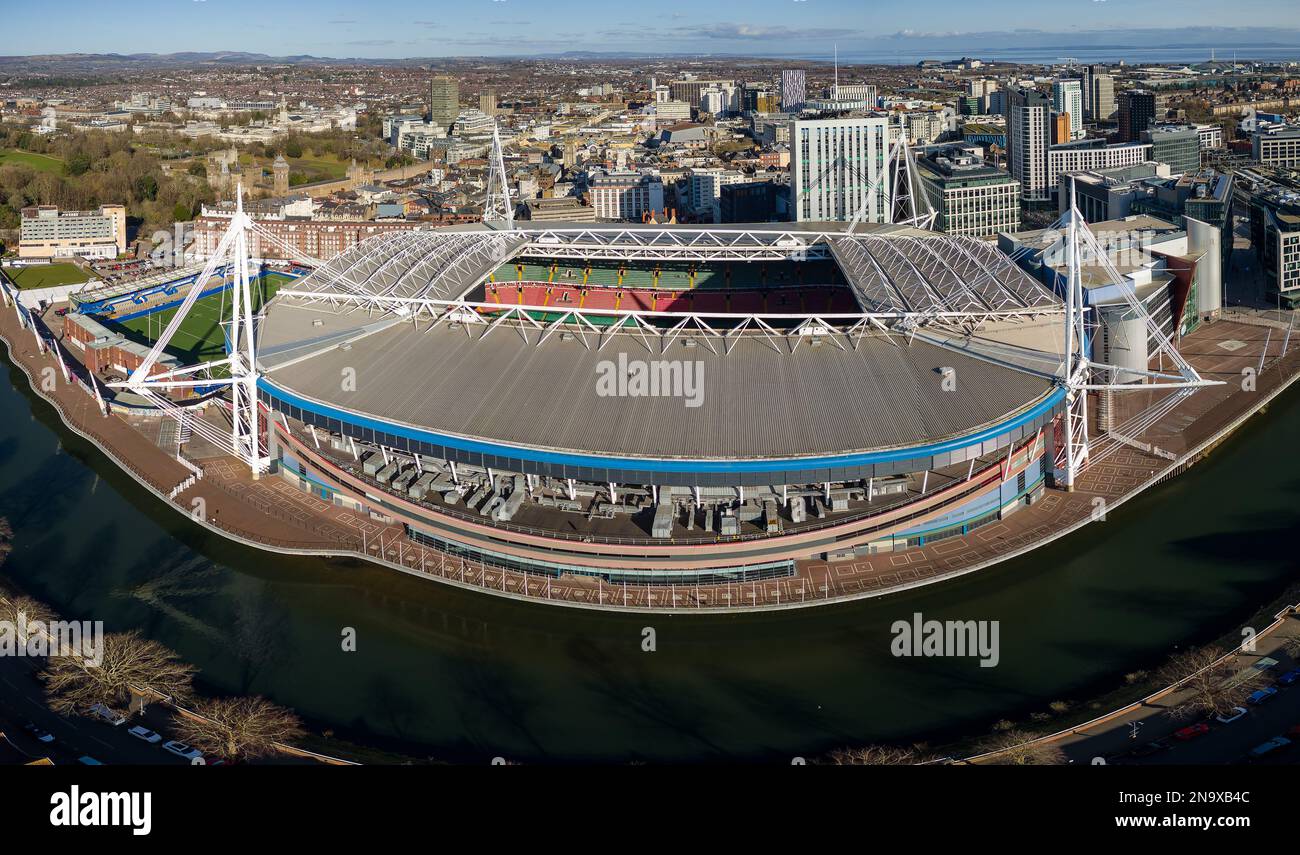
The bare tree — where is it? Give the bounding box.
[1280,634,1300,662]
[825,744,933,765]
[978,729,1068,766]
[172,696,304,762]
[1157,646,1263,721]
[0,593,56,630]
[0,517,12,566]
[41,630,195,716]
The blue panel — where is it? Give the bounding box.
[261,377,1067,478]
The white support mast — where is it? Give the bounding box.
[109,184,269,474]
[484,121,514,229]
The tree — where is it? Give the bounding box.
[1157,645,1264,721]
[41,630,195,715]
[65,152,91,177]
[825,744,931,765]
[282,138,303,159]
[187,162,207,178]
[172,696,305,762]
[172,202,192,223]
[977,729,1067,765]
[133,174,158,202]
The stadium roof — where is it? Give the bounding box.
[259,299,1058,461]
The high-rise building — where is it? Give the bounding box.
[479,87,498,117]
[781,70,807,112]
[429,75,459,132]
[790,115,889,222]
[1052,80,1083,140]
[1118,90,1157,142]
[1088,73,1115,121]
[1007,88,1053,205]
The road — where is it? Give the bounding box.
[1054,613,1300,766]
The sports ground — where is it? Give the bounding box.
[104,271,293,365]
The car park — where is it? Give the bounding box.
[1216,706,1248,724]
[127,725,162,744]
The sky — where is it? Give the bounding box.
[4,0,1300,58]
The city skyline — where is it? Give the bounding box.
[3,0,1299,59]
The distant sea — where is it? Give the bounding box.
[789,45,1300,65]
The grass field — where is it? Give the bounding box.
[0,148,65,175]
[106,271,294,366]
[7,262,90,290]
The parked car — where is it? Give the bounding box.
[23,723,55,744]
[1248,687,1279,705]
[1173,722,1210,741]
[162,740,203,762]
[1130,738,1170,757]
[87,703,127,726]
[77,756,103,765]
[1216,706,1249,724]
[1275,668,1300,687]
[1247,736,1291,758]
[127,725,162,744]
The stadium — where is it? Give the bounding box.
[246,221,1077,587]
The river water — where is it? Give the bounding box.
[2,361,1298,762]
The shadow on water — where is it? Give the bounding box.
[3,359,1300,762]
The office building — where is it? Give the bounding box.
[1250,190,1300,305]
[915,144,1021,238]
[1252,126,1300,168]
[18,204,127,260]
[790,115,889,222]
[429,75,459,132]
[479,87,498,117]
[588,171,666,221]
[719,181,786,223]
[1118,90,1157,142]
[1143,125,1202,174]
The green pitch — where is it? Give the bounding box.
[104,271,294,367]
[7,262,90,290]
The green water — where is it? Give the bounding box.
[1,359,1297,762]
